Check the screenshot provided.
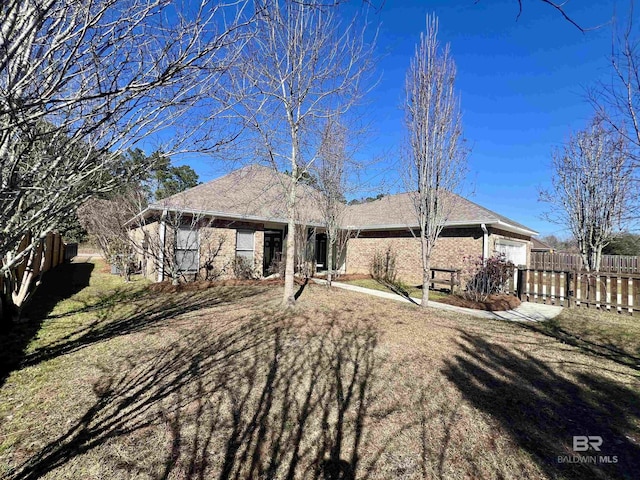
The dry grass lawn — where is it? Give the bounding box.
[0,259,639,480]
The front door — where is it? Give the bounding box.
[263,230,283,275]
[315,233,327,271]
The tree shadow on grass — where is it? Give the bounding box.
[1,261,269,389]
[8,313,389,480]
[18,284,267,372]
[443,330,640,480]
[0,261,94,388]
[519,319,640,372]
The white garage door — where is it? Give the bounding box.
[495,239,527,266]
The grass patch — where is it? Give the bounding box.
[1,259,639,480]
[526,306,640,370]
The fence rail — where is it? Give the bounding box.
[516,268,640,314]
[530,252,640,274]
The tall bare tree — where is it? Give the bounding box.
[589,6,640,155]
[314,118,349,287]
[403,15,468,308]
[0,0,251,318]
[540,117,633,271]
[235,0,376,306]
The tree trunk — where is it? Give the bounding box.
[421,237,430,308]
[282,180,297,307]
[587,245,602,272]
[4,240,45,322]
[327,231,334,287]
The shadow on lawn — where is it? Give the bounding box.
[443,330,640,480]
[18,282,266,371]
[520,319,640,372]
[9,313,386,480]
[0,261,94,388]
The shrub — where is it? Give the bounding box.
[267,256,286,277]
[370,246,397,283]
[463,254,515,302]
[233,256,257,280]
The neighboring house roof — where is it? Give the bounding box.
[136,164,537,236]
[531,237,553,251]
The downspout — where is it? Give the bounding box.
[481,223,489,261]
[157,209,168,282]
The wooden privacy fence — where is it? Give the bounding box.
[530,252,640,274]
[1,232,73,315]
[515,268,640,314]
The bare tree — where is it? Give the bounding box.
[0,0,251,317]
[78,190,146,281]
[540,118,633,271]
[314,118,349,286]
[590,5,640,163]
[234,0,376,306]
[403,15,468,308]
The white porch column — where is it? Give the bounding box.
[157,209,168,282]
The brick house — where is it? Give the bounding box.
[130,164,537,284]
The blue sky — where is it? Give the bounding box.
[182,0,623,238]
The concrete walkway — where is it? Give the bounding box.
[313,279,562,322]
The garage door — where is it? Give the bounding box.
[495,239,527,266]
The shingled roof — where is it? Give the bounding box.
[142,164,536,235]
[149,164,324,225]
[342,191,536,234]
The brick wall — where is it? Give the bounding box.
[130,219,267,281]
[129,221,161,281]
[199,226,236,279]
[200,224,265,279]
[345,227,484,284]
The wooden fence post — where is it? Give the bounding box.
[516,268,524,300]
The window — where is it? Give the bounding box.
[175,227,199,272]
[236,229,255,260]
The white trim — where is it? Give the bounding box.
[130,205,325,228]
[481,223,489,260]
[495,238,528,248]
[342,220,537,237]
[131,207,537,238]
[157,210,167,282]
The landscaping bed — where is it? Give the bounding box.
[438,293,521,311]
[340,276,520,310]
